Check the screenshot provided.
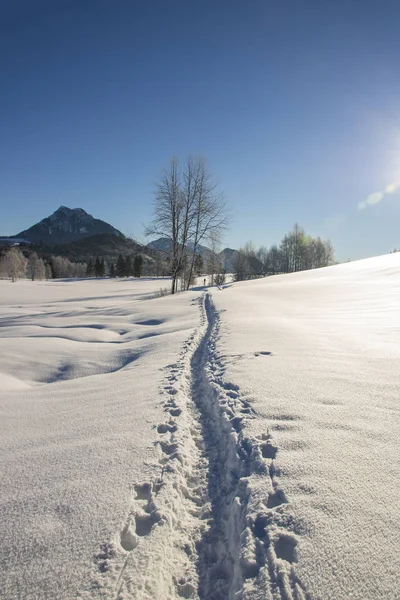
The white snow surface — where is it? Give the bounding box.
[1,257,399,600]
[0,278,202,599]
[210,254,400,600]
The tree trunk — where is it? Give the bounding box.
[186,246,197,291]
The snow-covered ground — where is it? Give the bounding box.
[0,278,202,599]
[209,254,400,600]
[1,257,399,599]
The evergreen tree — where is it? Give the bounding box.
[109,262,116,278]
[86,258,95,277]
[116,254,125,277]
[49,258,57,279]
[133,254,143,277]
[124,255,133,277]
[45,262,53,280]
[94,256,102,277]
[194,254,203,276]
[99,257,106,277]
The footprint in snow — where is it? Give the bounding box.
[261,441,278,459]
[120,521,139,551]
[274,533,298,563]
[120,481,162,552]
[169,408,182,417]
[134,482,152,501]
[253,519,298,563]
[265,488,287,509]
[256,433,278,459]
[222,381,239,392]
[120,513,159,551]
[165,387,178,395]
[157,422,177,434]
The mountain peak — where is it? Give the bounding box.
[14,207,123,245]
[55,206,88,215]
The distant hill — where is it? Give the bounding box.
[43,233,152,263]
[147,237,173,253]
[0,237,31,246]
[147,237,239,271]
[219,248,239,272]
[6,209,247,273]
[14,206,123,245]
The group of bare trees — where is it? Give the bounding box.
[0,247,87,281]
[50,256,86,278]
[234,224,335,281]
[147,156,227,293]
[274,224,334,273]
[0,248,29,281]
[0,248,48,281]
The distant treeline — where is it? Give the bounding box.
[0,247,150,281]
[233,224,335,281]
[0,224,335,284]
[0,247,88,281]
[87,254,144,278]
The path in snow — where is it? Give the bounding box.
[193,294,309,600]
[87,293,309,599]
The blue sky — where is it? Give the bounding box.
[1,0,400,260]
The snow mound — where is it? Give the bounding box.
[0,372,30,391]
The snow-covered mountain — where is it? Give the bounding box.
[14,206,124,244]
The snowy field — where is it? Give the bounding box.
[1,257,399,600]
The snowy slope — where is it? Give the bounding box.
[1,255,399,600]
[210,253,400,600]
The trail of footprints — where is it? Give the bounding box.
[111,299,210,597]
[202,295,309,600]
[90,294,309,600]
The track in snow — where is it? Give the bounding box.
[190,294,310,600]
[84,293,309,600]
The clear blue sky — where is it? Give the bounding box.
[1,0,400,260]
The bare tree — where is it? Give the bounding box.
[45,262,52,279]
[271,227,334,274]
[26,253,46,281]
[236,226,334,282]
[257,246,268,274]
[266,244,281,275]
[206,231,223,286]
[0,247,26,281]
[233,248,250,281]
[147,157,186,294]
[147,156,228,293]
[153,252,168,278]
[50,256,87,278]
[185,158,227,290]
[241,242,263,278]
